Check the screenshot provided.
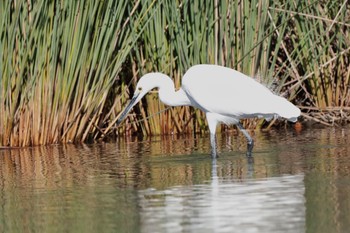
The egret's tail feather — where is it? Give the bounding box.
[274,97,301,122]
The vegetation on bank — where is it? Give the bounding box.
[1,0,349,147]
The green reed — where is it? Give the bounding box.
[0,0,154,146]
[1,0,349,146]
[124,0,350,135]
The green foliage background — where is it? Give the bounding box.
[1,0,349,147]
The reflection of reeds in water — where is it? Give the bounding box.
[303,128,350,233]
[0,144,141,232]
[1,127,349,187]
[1,127,350,231]
[0,132,301,190]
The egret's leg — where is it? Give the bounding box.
[236,123,254,156]
[210,133,218,158]
[206,113,218,158]
[211,158,218,178]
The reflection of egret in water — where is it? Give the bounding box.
[117,64,301,157]
[138,162,305,233]
[212,157,254,182]
[210,156,257,230]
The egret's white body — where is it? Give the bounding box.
[117,64,300,157]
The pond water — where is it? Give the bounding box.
[1,125,350,233]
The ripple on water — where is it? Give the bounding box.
[138,174,305,233]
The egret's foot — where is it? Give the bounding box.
[246,150,252,157]
[246,141,254,157]
[247,155,254,164]
[246,156,254,178]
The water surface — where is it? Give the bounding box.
[1,126,350,232]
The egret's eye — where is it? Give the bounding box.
[138,87,142,91]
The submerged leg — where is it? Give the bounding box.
[206,113,218,158]
[236,122,254,156]
[210,133,218,158]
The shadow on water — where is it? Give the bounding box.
[0,126,350,232]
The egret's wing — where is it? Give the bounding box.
[182,65,299,120]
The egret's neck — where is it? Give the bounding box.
[156,74,191,107]
[159,88,190,106]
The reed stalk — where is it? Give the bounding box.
[0,0,155,146]
[1,0,349,146]
[123,0,350,136]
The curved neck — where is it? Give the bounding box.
[159,88,191,106]
[155,74,191,107]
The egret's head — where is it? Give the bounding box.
[116,73,162,125]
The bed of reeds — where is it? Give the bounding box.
[1,0,349,147]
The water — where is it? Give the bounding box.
[1,126,350,233]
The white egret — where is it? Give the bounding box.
[116,64,300,157]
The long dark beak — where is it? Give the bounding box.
[116,93,140,125]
